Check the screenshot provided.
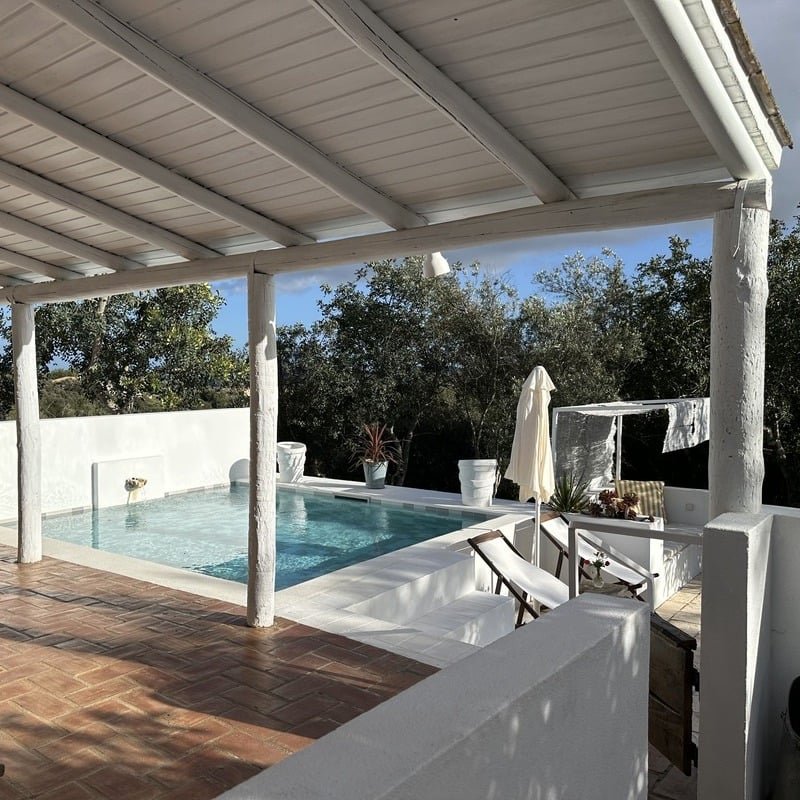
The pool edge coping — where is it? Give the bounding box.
[0,479,538,666]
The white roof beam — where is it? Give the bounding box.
[0,208,139,272]
[0,179,769,305]
[0,272,35,286]
[625,0,769,179]
[308,0,573,203]
[0,84,313,248]
[35,0,427,231]
[0,159,219,261]
[0,246,84,281]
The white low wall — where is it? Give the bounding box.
[218,594,650,800]
[766,509,800,790]
[699,511,772,800]
[0,408,249,520]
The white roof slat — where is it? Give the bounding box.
[465,42,658,99]
[0,4,66,59]
[216,32,359,95]
[572,156,728,196]
[476,61,669,118]
[384,0,598,40]
[529,112,703,154]
[26,54,156,113]
[412,3,634,70]
[559,142,716,180]
[504,81,681,133]
[541,127,711,171]
[34,0,427,230]
[5,40,112,94]
[296,107,449,154]
[359,149,504,190]
[0,0,782,282]
[120,1,310,59]
[439,21,646,88]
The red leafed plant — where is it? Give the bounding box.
[588,489,640,520]
[351,422,400,465]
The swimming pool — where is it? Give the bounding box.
[40,486,485,589]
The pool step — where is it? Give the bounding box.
[410,591,515,647]
[346,550,476,625]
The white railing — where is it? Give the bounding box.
[566,518,703,608]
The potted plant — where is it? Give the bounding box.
[547,473,591,513]
[588,489,655,522]
[351,423,399,489]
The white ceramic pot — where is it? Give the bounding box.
[458,459,497,507]
[363,461,388,489]
[277,441,306,483]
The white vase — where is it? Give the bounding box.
[277,441,306,483]
[458,459,497,507]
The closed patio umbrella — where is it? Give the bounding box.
[505,366,556,565]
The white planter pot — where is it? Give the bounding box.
[458,459,497,507]
[277,441,306,483]
[363,461,388,489]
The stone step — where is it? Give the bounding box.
[410,590,515,647]
[346,549,476,625]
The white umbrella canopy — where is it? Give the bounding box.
[505,366,556,564]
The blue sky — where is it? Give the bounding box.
[210,220,716,346]
[210,0,798,348]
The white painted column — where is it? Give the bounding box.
[11,302,42,563]
[247,270,278,627]
[709,205,770,519]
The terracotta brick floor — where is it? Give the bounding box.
[0,547,437,800]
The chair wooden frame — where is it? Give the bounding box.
[540,511,656,600]
[468,529,566,627]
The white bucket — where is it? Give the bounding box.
[277,441,306,483]
[458,459,497,507]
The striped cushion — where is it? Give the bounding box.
[615,479,667,521]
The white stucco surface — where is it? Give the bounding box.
[217,594,650,800]
[698,511,772,800]
[766,512,800,789]
[0,407,249,520]
[709,207,770,519]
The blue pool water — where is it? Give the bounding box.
[40,486,484,589]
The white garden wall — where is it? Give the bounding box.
[0,408,249,521]
[764,508,800,791]
[218,594,650,800]
[699,511,772,800]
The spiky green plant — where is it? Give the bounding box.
[548,472,591,513]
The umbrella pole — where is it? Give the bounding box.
[534,499,541,566]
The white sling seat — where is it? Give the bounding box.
[468,529,569,627]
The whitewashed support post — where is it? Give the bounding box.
[11,302,42,563]
[247,269,278,627]
[709,203,771,518]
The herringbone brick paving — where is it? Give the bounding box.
[0,548,437,799]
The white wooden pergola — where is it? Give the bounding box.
[0,0,790,636]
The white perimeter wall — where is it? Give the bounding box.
[218,594,650,800]
[765,508,800,788]
[0,408,249,520]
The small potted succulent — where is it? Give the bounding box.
[588,489,654,522]
[351,423,400,489]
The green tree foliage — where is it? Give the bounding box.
[3,219,800,504]
[0,284,248,418]
[763,216,800,503]
[278,258,523,488]
[278,220,800,504]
